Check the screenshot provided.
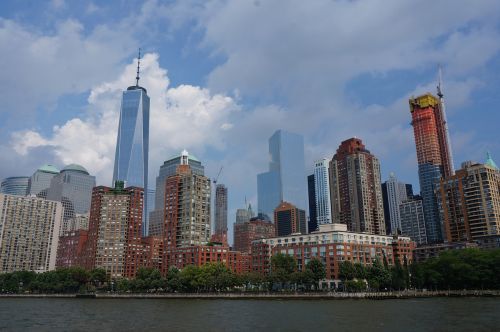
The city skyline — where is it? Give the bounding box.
[1,1,500,245]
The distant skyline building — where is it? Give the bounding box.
[307,174,318,233]
[382,173,409,235]
[28,164,59,197]
[274,201,306,236]
[257,130,307,222]
[213,184,228,244]
[0,176,29,196]
[439,156,500,243]
[409,89,454,243]
[314,159,332,226]
[0,194,62,273]
[236,203,255,224]
[329,138,386,235]
[46,164,96,228]
[112,51,150,236]
[400,196,427,245]
[148,151,204,236]
[163,151,211,249]
[233,217,274,254]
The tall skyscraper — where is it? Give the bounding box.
[163,151,211,248]
[83,181,144,279]
[329,138,386,235]
[28,164,59,197]
[409,87,454,243]
[213,184,228,243]
[112,51,150,236]
[0,194,62,273]
[0,176,29,196]
[148,151,204,236]
[274,201,306,236]
[46,164,96,228]
[439,156,500,243]
[382,173,409,235]
[400,196,427,245]
[307,174,318,233]
[314,159,332,226]
[257,130,307,222]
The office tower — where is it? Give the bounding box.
[405,184,414,198]
[61,214,89,235]
[409,87,454,243]
[146,188,155,227]
[112,51,150,236]
[257,130,307,222]
[213,184,228,243]
[307,174,318,233]
[439,156,500,243]
[0,176,29,196]
[28,164,59,196]
[0,194,62,273]
[233,217,275,254]
[314,159,332,226]
[382,173,409,235]
[83,181,144,278]
[274,201,306,236]
[46,164,96,227]
[236,203,255,224]
[163,151,211,248]
[148,151,204,236]
[329,138,386,235]
[400,196,427,245]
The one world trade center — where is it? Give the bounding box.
[112,49,150,235]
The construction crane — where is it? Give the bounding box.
[213,166,223,185]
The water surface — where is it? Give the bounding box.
[0,297,498,331]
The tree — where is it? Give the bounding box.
[306,258,326,290]
[339,261,355,281]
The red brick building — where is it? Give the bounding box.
[233,218,275,254]
[274,201,306,236]
[252,224,415,281]
[81,182,145,278]
[164,244,250,274]
[56,230,88,268]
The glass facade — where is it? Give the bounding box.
[257,130,307,222]
[314,159,332,225]
[112,86,150,235]
[28,165,59,196]
[418,163,443,243]
[0,176,29,196]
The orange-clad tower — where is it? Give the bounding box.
[409,82,454,243]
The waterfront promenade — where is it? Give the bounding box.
[1,290,499,299]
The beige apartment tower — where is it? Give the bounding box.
[0,194,63,273]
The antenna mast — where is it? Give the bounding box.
[437,66,455,175]
[136,48,141,87]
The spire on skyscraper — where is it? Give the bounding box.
[136,48,141,87]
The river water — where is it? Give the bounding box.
[0,297,498,331]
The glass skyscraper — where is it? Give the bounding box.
[257,130,307,223]
[112,54,150,235]
[28,164,60,197]
[0,176,29,196]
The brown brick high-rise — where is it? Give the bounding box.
[329,138,386,235]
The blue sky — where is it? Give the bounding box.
[1,0,499,243]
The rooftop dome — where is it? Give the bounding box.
[485,152,499,170]
[62,164,89,175]
[38,164,59,174]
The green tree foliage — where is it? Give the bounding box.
[306,258,326,288]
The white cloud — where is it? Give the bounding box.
[9,53,239,185]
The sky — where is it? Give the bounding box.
[1,0,499,244]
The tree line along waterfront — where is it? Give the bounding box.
[1,249,499,294]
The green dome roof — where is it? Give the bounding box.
[38,164,59,174]
[485,152,499,170]
[62,164,89,175]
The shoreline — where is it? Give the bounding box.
[1,290,499,300]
